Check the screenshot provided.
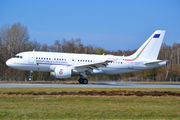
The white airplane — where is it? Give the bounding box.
[6,30,167,84]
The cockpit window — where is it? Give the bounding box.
[13,56,19,58]
[13,55,22,59]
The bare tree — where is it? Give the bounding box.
[0,23,30,79]
[41,44,49,51]
[54,40,61,52]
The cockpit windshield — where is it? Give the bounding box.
[13,55,22,59]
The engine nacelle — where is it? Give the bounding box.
[50,67,72,78]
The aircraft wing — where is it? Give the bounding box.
[73,60,112,73]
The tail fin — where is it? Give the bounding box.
[126,30,165,61]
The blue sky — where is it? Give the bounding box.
[0,0,180,51]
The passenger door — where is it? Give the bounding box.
[28,53,34,64]
[128,61,133,69]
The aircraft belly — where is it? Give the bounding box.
[100,67,138,75]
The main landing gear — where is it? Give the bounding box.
[78,75,88,84]
[28,71,33,81]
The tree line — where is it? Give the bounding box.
[0,23,180,81]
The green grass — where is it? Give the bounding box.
[0,88,180,119]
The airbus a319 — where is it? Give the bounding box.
[6,30,167,84]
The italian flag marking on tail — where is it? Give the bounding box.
[125,37,153,61]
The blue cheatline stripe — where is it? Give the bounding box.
[16,63,72,66]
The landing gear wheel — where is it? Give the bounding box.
[28,77,32,81]
[78,78,83,84]
[83,79,88,84]
[78,78,88,84]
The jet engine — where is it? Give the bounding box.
[50,67,72,78]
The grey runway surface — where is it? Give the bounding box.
[0,83,179,88]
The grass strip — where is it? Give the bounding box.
[1,90,180,97]
[0,95,180,119]
[0,88,180,119]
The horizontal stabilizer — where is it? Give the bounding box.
[144,60,168,65]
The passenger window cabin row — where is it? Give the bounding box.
[77,59,92,62]
[35,57,123,64]
[36,57,66,61]
[110,62,123,64]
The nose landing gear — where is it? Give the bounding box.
[28,71,33,81]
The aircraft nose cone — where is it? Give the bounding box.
[6,59,10,66]
[6,59,13,67]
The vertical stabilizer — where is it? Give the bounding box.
[126,30,165,61]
